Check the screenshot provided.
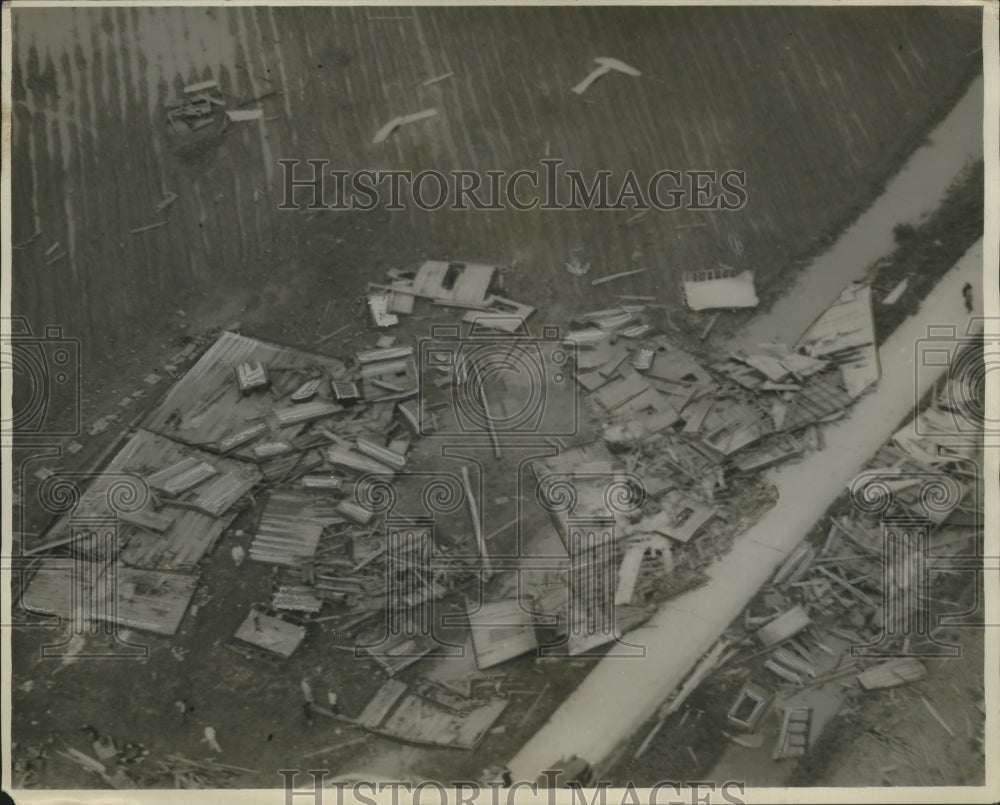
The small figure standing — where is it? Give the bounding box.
[963,282,974,313]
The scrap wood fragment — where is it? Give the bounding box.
[756,605,810,648]
[372,108,437,144]
[154,192,178,214]
[857,658,926,690]
[226,108,264,122]
[814,564,874,606]
[590,267,647,286]
[699,313,720,341]
[422,71,454,86]
[570,56,641,95]
[130,220,169,235]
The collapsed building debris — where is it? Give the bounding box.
[15,217,964,776]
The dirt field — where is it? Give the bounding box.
[7,4,984,792]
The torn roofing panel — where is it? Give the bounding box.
[795,284,880,397]
[142,331,349,448]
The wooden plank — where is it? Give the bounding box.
[468,599,538,669]
[757,606,811,648]
[119,508,179,533]
[614,544,645,605]
[232,610,306,658]
[357,679,408,729]
[857,658,927,690]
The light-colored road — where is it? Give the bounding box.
[740,76,983,347]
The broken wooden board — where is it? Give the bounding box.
[614,545,645,605]
[109,567,198,635]
[226,108,263,122]
[372,108,437,144]
[232,610,306,658]
[409,260,495,305]
[731,433,803,473]
[20,559,197,636]
[379,694,508,749]
[118,507,179,533]
[326,444,398,476]
[757,606,811,648]
[362,633,438,676]
[20,558,103,620]
[680,396,715,434]
[358,679,409,729]
[468,599,539,670]
[360,356,419,402]
[857,658,927,690]
[576,370,610,393]
[796,284,880,398]
[119,506,236,571]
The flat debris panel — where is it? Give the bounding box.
[856,658,927,690]
[757,606,811,648]
[109,567,198,636]
[44,429,260,571]
[358,679,409,729]
[21,560,197,636]
[682,268,758,311]
[379,693,508,749]
[250,490,324,565]
[410,260,496,305]
[468,599,539,669]
[232,610,306,658]
[796,284,880,398]
[21,559,103,619]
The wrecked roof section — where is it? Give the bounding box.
[796,283,881,398]
[143,331,352,448]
